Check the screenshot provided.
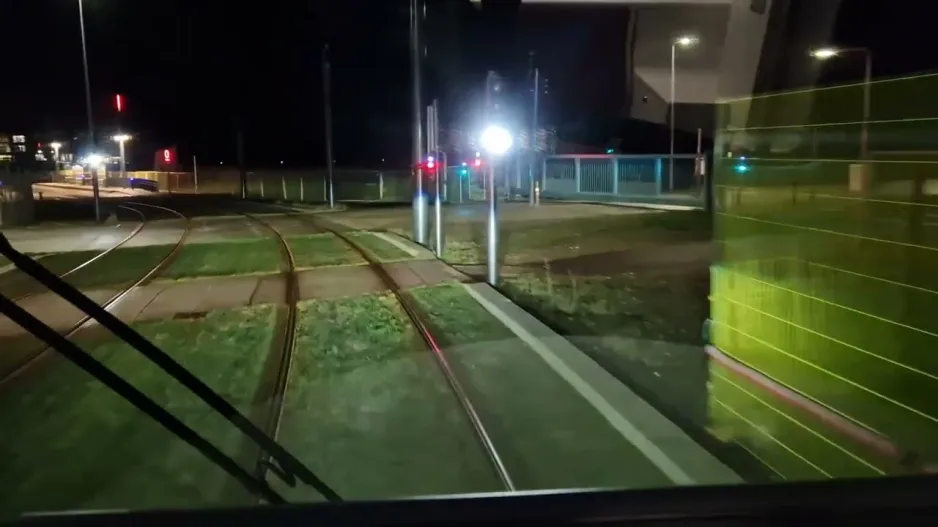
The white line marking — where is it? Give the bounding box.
[373,231,421,258]
[460,282,695,485]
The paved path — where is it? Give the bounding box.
[0,259,469,338]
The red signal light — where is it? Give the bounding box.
[115,94,124,112]
[426,160,435,169]
[473,158,482,167]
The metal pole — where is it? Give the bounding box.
[118,140,126,179]
[669,42,676,193]
[487,162,498,285]
[485,71,499,285]
[78,0,100,222]
[322,44,335,208]
[530,67,540,205]
[410,0,427,245]
[860,50,872,160]
[193,155,199,194]
[236,128,246,199]
[433,100,443,258]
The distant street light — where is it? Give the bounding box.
[112,134,131,179]
[49,142,62,174]
[810,46,872,159]
[670,34,698,192]
[82,154,104,167]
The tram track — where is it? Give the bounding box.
[237,213,303,487]
[282,211,516,492]
[5,204,149,303]
[0,201,190,390]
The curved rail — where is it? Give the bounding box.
[288,211,516,492]
[0,202,190,389]
[239,214,302,483]
[9,204,149,302]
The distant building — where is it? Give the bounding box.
[0,133,62,171]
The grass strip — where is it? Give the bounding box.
[164,239,283,279]
[347,232,414,262]
[0,305,276,518]
[287,234,363,268]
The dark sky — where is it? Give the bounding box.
[2,0,936,170]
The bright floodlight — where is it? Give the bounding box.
[112,134,131,142]
[810,48,839,60]
[49,142,62,149]
[480,125,513,155]
[83,154,104,166]
[675,35,698,48]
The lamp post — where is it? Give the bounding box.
[810,46,872,159]
[410,0,427,244]
[670,35,698,192]
[77,0,100,222]
[112,134,131,179]
[480,124,513,285]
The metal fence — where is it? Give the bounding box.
[540,154,704,205]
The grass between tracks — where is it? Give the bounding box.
[286,234,364,268]
[0,305,277,518]
[346,232,415,262]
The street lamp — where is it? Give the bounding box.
[670,34,698,192]
[810,46,872,159]
[77,0,100,221]
[480,125,513,156]
[112,134,131,179]
[481,124,513,285]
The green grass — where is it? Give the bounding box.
[164,239,284,278]
[0,305,277,518]
[274,294,500,502]
[347,232,414,262]
[287,234,363,268]
[0,251,99,297]
[0,247,185,295]
[497,269,710,429]
[409,283,673,490]
[393,210,710,266]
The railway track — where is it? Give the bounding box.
[5,204,149,303]
[237,213,304,489]
[265,210,516,492]
[0,201,190,389]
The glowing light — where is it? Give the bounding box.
[810,48,839,60]
[675,35,698,48]
[112,134,131,142]
[115,94,123,112]
[474,158,482,167]
[480,125,513,155]
[83,154,104,166]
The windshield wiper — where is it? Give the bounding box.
[0,233,340,503]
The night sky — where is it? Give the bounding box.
[2,0,936,170]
